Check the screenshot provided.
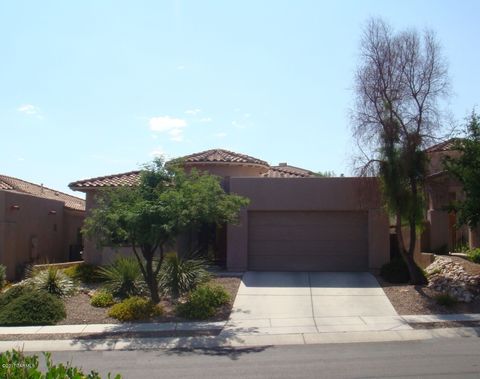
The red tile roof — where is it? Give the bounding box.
[69,150,314,190]
[263,165,315,178]
[181,149,269,166]
[69,171,141,189]
[0,175,85,211]
[425,138,461,153]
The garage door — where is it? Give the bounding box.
[248,211,368,271]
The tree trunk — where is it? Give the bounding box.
[395,214,427,285]
[141,246,160,303]
[145,257,160,303]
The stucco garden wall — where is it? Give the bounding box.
[0,191,82,280]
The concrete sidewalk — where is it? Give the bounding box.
[0,321,226,336]
[0,313,479,337]
[0,313,478,352]
[1,325,480,352]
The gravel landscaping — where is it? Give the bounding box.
[59,276,241,325]
[409,321,480,329]
[379,255,480,315]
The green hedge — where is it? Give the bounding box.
[108,296,163,321]
[0,288,66,326]
[91,290,115,308]
[176,284,230,320]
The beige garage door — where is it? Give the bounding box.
[248,211,368,271]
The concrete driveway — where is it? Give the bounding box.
[225,272,410,335]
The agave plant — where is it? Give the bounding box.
[98,257,144,299]
[28,266,75,297]
[158,254,210,300]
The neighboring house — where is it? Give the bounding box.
[0,175,85,280]
[69,149,390,273]
[422,139,477,253]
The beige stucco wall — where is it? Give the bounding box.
[0,190,85,280]
[425,173,468,253]
[80,172,390,272]
[63,209,85,259]
[427,150,461,175]
[227,177,389,272]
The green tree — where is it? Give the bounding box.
[315,170,336,177]
[444,111,480,228]
[83,159,249,303]
[352,19,450,284]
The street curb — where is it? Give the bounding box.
[1,326,479,352]
[0,321,226,336]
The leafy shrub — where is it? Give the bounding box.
[435,293,458,307]
[176,283,230,320]
[0,349,121,378]
[467,248,480,264]
[91,290,115,308]
[63,263,102,283]
[380,258,410,283]
[454,242,470,253]
[27,266,75,297]
[0,290,66,325]
[108,296,163,321]
[158,254,210,299]
[98,257,144,299]
[0,284,32,308]
[0,265,6,290]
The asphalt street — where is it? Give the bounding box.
[44,337,480,378]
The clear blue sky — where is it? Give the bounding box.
[1,1,479,198]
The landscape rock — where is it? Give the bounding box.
[425,256,479,303]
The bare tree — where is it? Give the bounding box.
[352,18,450,284]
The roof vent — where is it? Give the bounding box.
[278,162,287,167]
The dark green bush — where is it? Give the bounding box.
[158,254,210,299]
[91,290,115,308]
[380,258,411,283]
[0,290,66,326]
[63,263,102,283]
[0,349,121,378]
[467,248,480,264]
[0,285,31,308]
[435,293,458,307]
[0,265,6,290]
[98,257,144,299]
[176,283,230,320]
[108,296,163,321]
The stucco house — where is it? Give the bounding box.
[69,149,390,273]
[0,175,86,280]
[423,139,479,253]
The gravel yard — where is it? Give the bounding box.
[59,276,241,325]
[378,255,480,315]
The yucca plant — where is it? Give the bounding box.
[158,254,210,300]
[98,257,144,299]
[27,266,75,297]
